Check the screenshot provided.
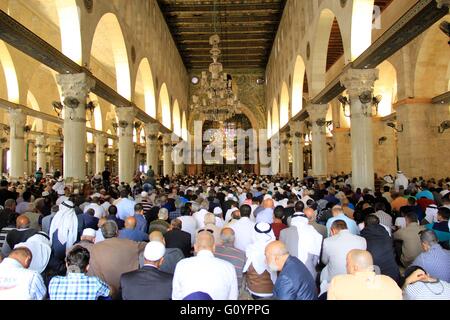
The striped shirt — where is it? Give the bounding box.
[374,211,393,228]
[214,244,246,289]
[141,199,153,214]
[404,280,450,300]
[49,273,110,300]
[411,244,450,282]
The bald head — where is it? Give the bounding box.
[220,228,235,245]
[16,215,30,229]
[346,250,374,274]
[195,231,215,253]
[265,241,289,272]
[124,216,137,230]
[263,199,275,209]
[9,247,32,269]
[304,207,315,221]
[149,230,165,245]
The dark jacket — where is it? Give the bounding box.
[120,265,173,300]
[0,188,17,207]
[273,256,317,300]
[361,224,400,284]
[164,229,192,258]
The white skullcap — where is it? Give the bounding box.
[42,191,50,197]
[144,241,166,261]
[82,228,96,237]
[141,191,148,198]
[263,194,272,200]
[255,222,272,234]
[58,177,63,182]
[213,207,223,215]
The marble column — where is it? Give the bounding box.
[56,73,95,182]
[95,134,106,174]
[291,121,305,179]
[8,109,26,180]
[307,104,328,178]
[340,68,379,190]
[279,132,290,176]
[116,107,136,183]
[86,144,96,176]
[145,123,160,175]
[35,134,47,173]
[163,134,173,177]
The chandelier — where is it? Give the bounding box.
[190,34,242,122]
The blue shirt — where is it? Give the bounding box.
[412,244,450,282]
[116,198,136,221]
[255,208,274,224]
[273,256,317,300]
[135,214,148,234]
[49,273,110,300]
[119,229,148,242]
[326,213,360,237]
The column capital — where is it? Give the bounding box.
[290,121,305,138]
[163,133,173,146]
[9,108,26,125]
[115,107,136,124]
[340,68,379,97]
[56,73,95,99]
[145,123,160,141]
[436,0,450,8]
[35,134,46,148]
[87,144,96,153]
[307,104,328,122]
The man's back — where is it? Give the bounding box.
[328,272,402,300]
[172,250,238,300]
[326,214,359,237]
[412,244,450,282]
[121,266,173,300]
[393,222,425,266]
[230,217,255,252]
[164,229,192,257]
[214,245,246,289]
[280,227,299,259]
[88,238,144,297]
[116,198,136,220]
[321,231,367,282]
[177,215,197,246]
[119,229,148,242]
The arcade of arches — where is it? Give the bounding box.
[0,0,448,191]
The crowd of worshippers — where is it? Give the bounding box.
[0,169,449,300]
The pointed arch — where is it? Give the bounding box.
[26,91,43,132]
[57,0,82,64]
[351,0,375,60]
[158,83,171,130]
[135,58,156,118]
[280,82,290,128]
[272,99,280,136]
[375,60,398,117]
[267,110,272,140]
[172,100,181,137]
[292,55,306,117]
[90,13,131,99]
[0,41,19,103]
[182,111,188,141]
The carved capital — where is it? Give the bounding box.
[307,104,328,122]
[340,69,379,97]
[56,73,95,101]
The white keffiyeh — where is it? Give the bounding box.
[290,216,323,264]
[49,201,78,251]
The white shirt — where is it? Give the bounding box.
[83,203,106,219]
[192,209,209,229]
[172,250,238,300]
[101,201,112,213]
[116,198,136,221]
[230,217,255,252]
[178,215,198,246]
[0,258,46,300]
[215,217,225,228]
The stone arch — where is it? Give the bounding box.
[272,99,280,136]
[172,99,181,137]
[181,111,188,141]
[374,60,398,117]
[134,58,156,118]
[414,18,450,97]
[0,41,19,103]
[89,13,131,100]
[351,0,376,60]
[267,110,272,140]
[292,55,306,117]
[26,91,43,132]
[280,82,290,128]
[310,9,348,96]
[158,83,171,130]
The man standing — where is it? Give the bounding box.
[121,241,173,300]
[327,250,402,300]
[115,190,136,221]
[172,231,238,300]
[164,219,192,257]
[265,241,317,300]
[230,205,255,252]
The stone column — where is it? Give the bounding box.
[35,134,47,173]
[162,134,173,177]
[340,68,379,190]
[291,121,304,179]
[333,128,352,174]
[8,109,26,180]
[307,104,328,178]
[145,123,160,175]
[86,144,96,176]
[56,73,95,181]
[279,132,290,176]
[116,107,136,183]
[173,137,185,175]
[95,134,106,174]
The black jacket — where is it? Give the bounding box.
[121,266,173,300]
[164,229,192,258]
[361,225,400,284]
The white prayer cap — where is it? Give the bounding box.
[82,228,96,237]
[263,194,272,200]
[42,191,50,197]
[213,207,223,216]
[144,241,166,261]
[141,191,148,198]
[58,176,63,182]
